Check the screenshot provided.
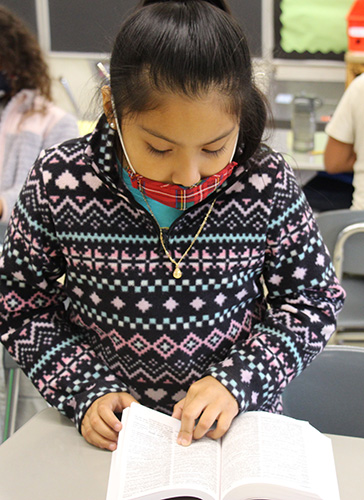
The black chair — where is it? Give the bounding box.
[315,209,364,344]
[282,345,364,438]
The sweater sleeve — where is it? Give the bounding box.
[0,113,79,224]
[205,157,345,412]
[42,113,79,150]
[0,159,128,431]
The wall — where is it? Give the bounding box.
[47,55,102,121]
[2,0,352,121]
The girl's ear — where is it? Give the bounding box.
[101,85,115,125]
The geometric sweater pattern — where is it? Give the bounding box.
[0,116,345,431]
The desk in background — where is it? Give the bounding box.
[267,128,327,186]
[0,407,363,500]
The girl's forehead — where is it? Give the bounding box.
[125,89,238,122]
[123,91,239,146]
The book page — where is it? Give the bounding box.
[107,405,131,500]
[107,403,220,500]
[171,434,220,496]
[220,412,340,500]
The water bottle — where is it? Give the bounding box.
[291,95,322,153]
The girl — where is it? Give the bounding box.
[0,6,78,223]
[0,0,344,451]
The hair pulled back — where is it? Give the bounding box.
[139,0,231,14]
[110,0,268,163]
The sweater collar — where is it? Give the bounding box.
[84,114,121,190]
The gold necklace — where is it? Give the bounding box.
[139,184,216,279]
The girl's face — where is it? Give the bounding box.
[105,89,240,186]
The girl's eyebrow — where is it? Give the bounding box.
[139,125,236,146]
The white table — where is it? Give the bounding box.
[267,128,327,185]
[0,408,363,500]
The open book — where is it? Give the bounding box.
[106,403,340,500]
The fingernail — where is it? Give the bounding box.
[109,442,117,451]
[177,436,190,446]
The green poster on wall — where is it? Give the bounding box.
[280,0,354,53]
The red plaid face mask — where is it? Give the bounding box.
[112,108,238,209]
[125,159,237,210]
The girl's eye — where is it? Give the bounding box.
[203,145,227,157]
[147,144,171,156]
[147,144,227,157]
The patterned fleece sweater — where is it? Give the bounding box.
[0,116,345,431]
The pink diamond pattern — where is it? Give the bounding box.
[128,333,152,355]
[108,330,127,351]
[154,334,179,359]
[112,297,125,310]
[90,292,101,305]
[164,297,179,312]
[190,297,205,311]
[180,333,203,355]
[136,298,152,312]
[205,329,225,350]
[215,292,227,306]
[226,319,242,341]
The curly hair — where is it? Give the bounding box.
[0,6,51,101]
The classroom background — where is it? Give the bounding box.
[0,0,355,124]
[1,0,363,442]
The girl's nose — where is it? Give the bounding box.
[171,159,201,187]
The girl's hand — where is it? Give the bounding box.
[81,392,138,450]
[172,376,239,446]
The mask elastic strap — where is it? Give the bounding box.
[97,62,137,174]
[229,133,239,163]
[97,63,239,174]
[110,95,137,174]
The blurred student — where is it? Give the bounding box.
[0,6,78,223]
[303,73,364,212]
[324,72,364,210]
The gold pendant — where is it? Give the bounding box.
[173,267,182,279]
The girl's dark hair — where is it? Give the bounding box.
[0,6,51,101]
[139,0,231,14]
[110,0,268,163]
